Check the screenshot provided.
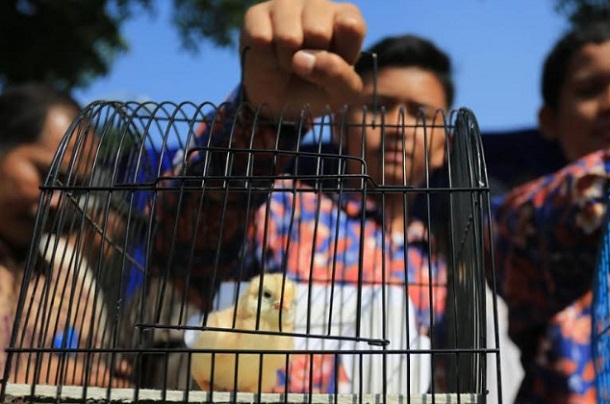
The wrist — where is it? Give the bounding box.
[237,85,304,131]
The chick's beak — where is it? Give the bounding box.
[274,300,291,311]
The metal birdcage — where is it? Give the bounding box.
[0,78,501,403]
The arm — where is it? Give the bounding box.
[152,89,306,286]
[152,0,367,300]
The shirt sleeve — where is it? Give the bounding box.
[152,87,310,286]
[491,149,610,359]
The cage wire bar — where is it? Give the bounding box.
[0,81,500,403]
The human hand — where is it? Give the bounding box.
[240,0,366,120]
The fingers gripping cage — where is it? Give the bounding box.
[1,93,500,403]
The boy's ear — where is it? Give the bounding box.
[538,105,559,140]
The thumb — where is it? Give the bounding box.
[291,49,363,107]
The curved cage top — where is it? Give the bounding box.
[2,98,498,403]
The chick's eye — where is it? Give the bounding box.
[263,290,273,299]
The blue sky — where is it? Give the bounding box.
[75,0,568,132]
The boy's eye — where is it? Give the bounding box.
[576,86,599,98]
[357,100,441,125]
[405,102,435,120]
[574,78,605,99]
[362,103,385,115]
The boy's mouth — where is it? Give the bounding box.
[382,147,413,163]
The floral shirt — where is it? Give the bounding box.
[492,149,610,403]
[154,90,447,393]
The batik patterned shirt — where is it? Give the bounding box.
[492,149,610,403]
[154,89,448,393]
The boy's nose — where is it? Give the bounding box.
[381,106,423,140]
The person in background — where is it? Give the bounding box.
[0,83,130,387]
[152,0,449,393]
[492,18,610,402]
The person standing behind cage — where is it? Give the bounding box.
[151,0,509,395]
[491,18,610,403]
[153,1,454,392]
[0,83,130,387]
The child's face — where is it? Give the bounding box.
[0,106,94,251]
[344,66,448,187]
[0,106,76,249]
[541,40,610,162]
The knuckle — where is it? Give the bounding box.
[248,30,272,47]
[338,4,366,32]
[242,8,271,46]
[274,32,301,50]
[243,4,263,25]
[339,3,361,17]
[273,0,295,6]
[304,25,332,44]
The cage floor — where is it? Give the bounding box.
[4,383,482,403]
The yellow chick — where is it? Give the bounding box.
[191,273,296,392]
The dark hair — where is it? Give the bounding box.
[542,19,610,109]
[0,82,80,150]
[354,34,454,107]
